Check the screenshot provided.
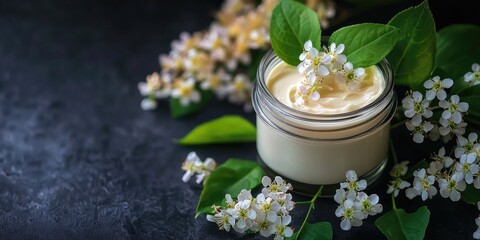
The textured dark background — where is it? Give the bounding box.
[0,0,479,239]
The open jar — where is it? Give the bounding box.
[252,49,397,196]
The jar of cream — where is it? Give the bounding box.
[252,49,397,196]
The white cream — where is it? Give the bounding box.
[253,54,395,187]
[267,61,385,114]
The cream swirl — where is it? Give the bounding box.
[267,61,385,114]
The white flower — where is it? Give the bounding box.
[195,157,217,184]
[439,117,467,140]
[438,172,466,201]
[255,193,281,223]
[456,132,479,158]
[389,161,409,178]
[253,213,276,237]
[405,120,434,144]
[406,168,437,201]
[337,62,365,90]
[354,192,383,217]
[427,147,454,175]
[335,199,364,231]
[439,95,469,124]
[325,42,347,68]
[340,170,367,193]
[181,152,202,182]
[171,78,201,106]
[207,208,235,232]
[402,91,433,124]
[387,178,411,197]
[465,63,480,85]
[273,217,294,240]
[334,188,355,204]
[455,153,479,184]
[229,199,256,232]
[181,152,216,184]
[237,189,254,202]
[261,176,292,197]
[423,76,453,100]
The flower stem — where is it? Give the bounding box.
[295,186,323,240]
[389,138,399,164]
[294,201,312,205]
[390,120,406,130]
[391,194,397,210]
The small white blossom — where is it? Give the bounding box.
[335,199,364,231]
[324,42,347,68]
[438,172,466,201]
[207,208,235,232]
[340,170,367,193]
[402,91,433,124]
[273,217,294,240]
[455,153,479,184]
[337,62,365,90]
[427,147,454,175]
[456,132,479,158]
[406,168,437,201]
[181,152,217,184]
[465,63,480,85]
[439,95,469,124]
[261,176,292,197]
[354,192,383,217]
[171,78,201,106]
[387,178,411,197]
[423,76,453,100]
[405,120,434,143]
[439,117,467,141]
[390,161,409,178]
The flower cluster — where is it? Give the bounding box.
[207,176,294,239]
[295,40,365,105]
[139,0,337,112]
[402,75,469,143]
[334,170,383,231]
[181,152,217,184]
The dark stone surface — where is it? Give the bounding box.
[0,0,478,239]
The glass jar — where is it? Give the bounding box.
[252,49,397,196]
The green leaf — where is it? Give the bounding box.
[270,0,321,66]
[458,84,480,98]
[329,23,402,67]
[436,24,480,93]
[461,184,480,205]
[462,96,480,118]
[287,222,332,240]
[375,206,430,240]
[457,85,480,119]
[404,159,428,179]
[169,88,213,119]
[387,0,436,90]
[178,115,256,145]
[195,159,264,217]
